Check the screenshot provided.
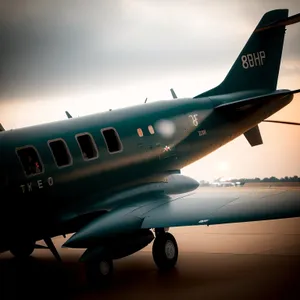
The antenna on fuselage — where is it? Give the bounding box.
[65,111,73,119]
[170,88,177,99]
[144,98,148,103]
[0,123,5,131]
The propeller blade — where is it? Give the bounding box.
[263,120,300,126]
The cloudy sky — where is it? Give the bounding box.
[0,0,300,180]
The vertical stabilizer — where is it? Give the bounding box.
[194,9,288,98]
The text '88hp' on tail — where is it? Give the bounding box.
[195,9,288,98]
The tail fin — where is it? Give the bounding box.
[194,9,288,98]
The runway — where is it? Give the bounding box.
[1,186,300,300]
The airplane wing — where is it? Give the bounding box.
[64,187,300,248]
[141,187,300,229]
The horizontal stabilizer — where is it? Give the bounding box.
[244,125,263,147]
[215,89,300,113]
[255,12,300,32]
[215,90,294,112]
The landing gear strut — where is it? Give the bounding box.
[9,237,62,261]
[152,230,178,271]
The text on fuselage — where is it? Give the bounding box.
[20,177,54,193]
[241,51,266,69]
[198,129,207,136]
[189,114,199,126]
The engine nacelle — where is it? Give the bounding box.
[79,229,154,262]
[63,174,198,249]
[163,174,199,194]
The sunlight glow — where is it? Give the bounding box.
[218,161,230,172]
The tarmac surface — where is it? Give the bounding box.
[1,185,300,300]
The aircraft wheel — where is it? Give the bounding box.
[85,256,114,286]
[10,240,35,259]
[152,232,178,271]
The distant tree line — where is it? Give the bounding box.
[230,176,300,183]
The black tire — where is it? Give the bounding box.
[152,232,178,271]
[10,241,35,259]
[85,256,113,286]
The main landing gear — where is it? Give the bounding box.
[85,229,179,285]
[152,229,178,271]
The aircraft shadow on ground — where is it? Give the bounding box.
[1,252,300,300]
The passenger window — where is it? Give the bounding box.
[48,139,72,167]
[148,125,155,134]
[137,128,143,137]
[101,128,123,153]
[16,146,43,176]
[76,133,98,160]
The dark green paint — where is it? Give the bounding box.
[0,9,299,255]
[194,9,287,98]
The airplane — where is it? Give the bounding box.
[209,177,246,187]
[210,177,235,187]
[1,9,300,286]
[232,180,245,187]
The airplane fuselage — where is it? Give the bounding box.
[0,90,294,251]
